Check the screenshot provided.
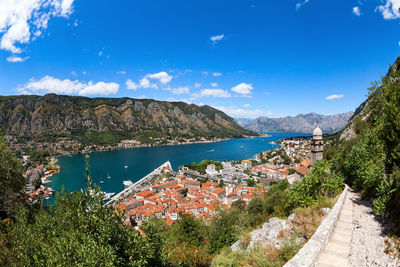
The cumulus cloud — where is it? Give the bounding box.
[353,6,362,16]
[18,75,119,96]
[117,70,126,75]
[211,82,218,87]
[126,79,138,90]
[201,71,208,76]
[377,0,400,19]
[296,0,309,10]
[79,81,119,96]
[6,55,29,62]
[126,71,172,90]
[0,0,75,58]
[212,72,222,77]
[243,104,251,107]
[194,83,201,88]
[231,83,253,96]
[210,34,224,44]
[192,89,231,99]
[139,77,153,88]
[165,86,190,95]
[146,71,172,84]
[214,106,272,119]
[325,94,344,100]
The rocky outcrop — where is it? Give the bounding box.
[231,216,299,251]
[0,94,256,140]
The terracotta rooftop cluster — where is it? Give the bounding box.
[116,176,264,226]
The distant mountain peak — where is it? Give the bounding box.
[242,112,354,133]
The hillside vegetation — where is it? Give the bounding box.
[325,56,400,217]
[0,94,255,145]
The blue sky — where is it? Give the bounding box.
[1,0,400,118]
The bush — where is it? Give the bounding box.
[343,129,384,198]
[286,160,343,210]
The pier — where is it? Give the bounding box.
[106,161,172,206]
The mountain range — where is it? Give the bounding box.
[0,94,256,144]
[237,112,354,133]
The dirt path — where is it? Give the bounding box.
[349,192,400,267]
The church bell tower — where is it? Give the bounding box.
[311,126,324,166]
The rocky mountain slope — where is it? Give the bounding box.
[242,112,353,133]
[340,57,400,141]
[0,94,256,143]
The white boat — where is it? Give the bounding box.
[124,165,128,169]
[123,180,133,187]
[103,192,115,200]
[100,180,104,184]
[107,173,111,179]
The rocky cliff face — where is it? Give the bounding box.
[0,94,255,140]
[243,112,353,133]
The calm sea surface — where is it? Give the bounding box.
[48,133,310,196]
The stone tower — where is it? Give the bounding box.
[311,126,324,166]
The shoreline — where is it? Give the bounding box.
[55,135,260,158]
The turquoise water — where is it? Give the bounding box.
[48,133,310,196]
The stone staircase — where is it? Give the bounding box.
[316,191,354,266]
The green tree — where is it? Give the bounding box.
[246,179,255,187]
[0,139,26,219]
[9,156,155,266]
[208,209,246,254]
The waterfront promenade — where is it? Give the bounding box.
[106,161,172,206]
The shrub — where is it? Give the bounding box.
[286,160,343,210]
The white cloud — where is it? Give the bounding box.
[243,104,251,107]
[125,71,171,91]
[231,83,253,96]
[192,89,231,99]
[163,97,192,104]
[210,34,224,44]
[0,0,75,57]
[165,86,190,95]
[296,0,309,9]
[202,71,208,76]
[70,70,77,77]
[79,81,119,96]
[377,0,400,20]
[353,6,362,16]
[126,79,139,90]
[98,50,104,56]
[211,82,218,87]
[18,75,119,96]
[146,71,172,84]
[139,77,153,88]
[194,82,201,88]
[117,70,126,75]
[6,55,28,62]
[325,94,344,100]
[212,72,222,77]
[214,106,272,119]
[377,0,400,19]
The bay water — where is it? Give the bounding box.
[48,133,310,196]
